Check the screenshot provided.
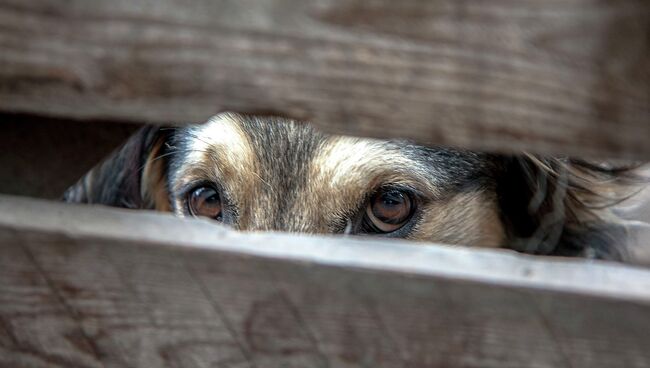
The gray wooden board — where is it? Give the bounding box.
[0,0,648,159]
[1,195,650,367]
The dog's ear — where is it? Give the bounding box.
[63,126,174,211]
[496,155,644,260]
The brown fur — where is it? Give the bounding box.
[141,135,171,212]
[64,113,646,261]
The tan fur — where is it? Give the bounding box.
[171,114,265,228]
[302,136,503,244]
[411,193,505,247]
[142,136,171,212]
[65,112,645,259]
[295,136,437,232]
[163,114,506,246]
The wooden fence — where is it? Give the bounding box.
[1,1,649,367]
[1,0,648,159]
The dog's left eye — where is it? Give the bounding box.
[364,189,414,233]
[188,186,222,221]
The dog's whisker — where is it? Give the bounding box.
[343,219,353,235]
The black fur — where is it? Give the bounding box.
[63,126,169,208]
[64,116,644,262]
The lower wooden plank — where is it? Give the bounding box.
[0,195,649,367]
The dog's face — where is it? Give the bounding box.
[65,113,639,260]
[165,114,504,247]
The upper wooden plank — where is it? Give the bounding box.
[0,0,648,159]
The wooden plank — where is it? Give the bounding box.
[1,195,650,367]
[0,0,648,159]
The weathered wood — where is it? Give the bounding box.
[0,0,648,159]
[1,195,650,367]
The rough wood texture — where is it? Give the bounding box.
[1,195,650,367]
[0,0,648,159]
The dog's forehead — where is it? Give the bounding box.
[179,116,492,202]
[181,113,398,178]
[182,113,324,182]
[175,113,489,191]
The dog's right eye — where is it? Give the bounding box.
[363,189,415,233]
[188,186,222,221]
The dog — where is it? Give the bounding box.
[63,113,644,261]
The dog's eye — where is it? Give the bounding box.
[365,189,414,233]
[188,186,222,221]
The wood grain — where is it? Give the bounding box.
[1,195,650,367]
[0,0,648,159]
